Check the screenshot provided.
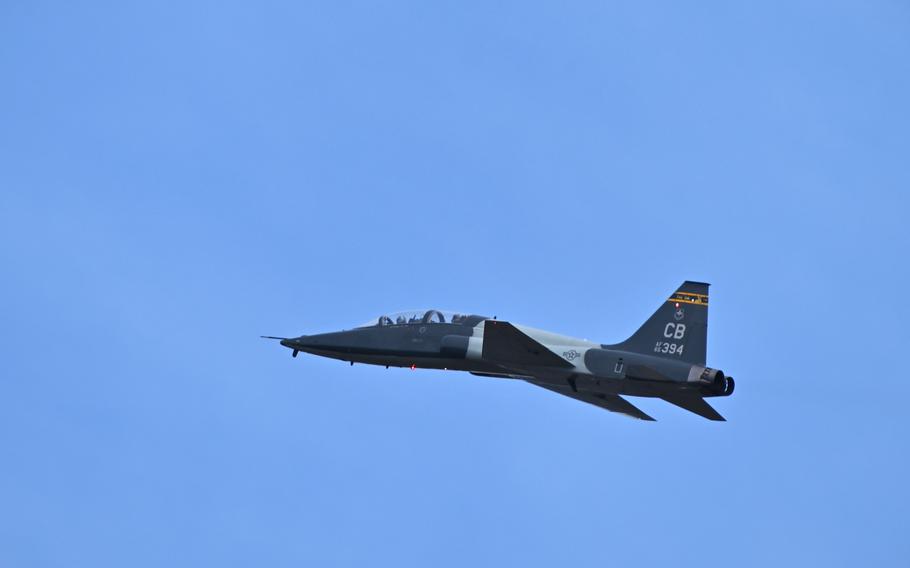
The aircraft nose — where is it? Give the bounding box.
[279,336,315,358]
[281,336,313,349]
[278,333,343,355]
[280,336,324,351]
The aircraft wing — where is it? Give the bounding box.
[530,383,656,421]
[659,393,726,421]
[483,320,574,369]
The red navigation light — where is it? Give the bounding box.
[675,302,680,308]
[410,364,416,370]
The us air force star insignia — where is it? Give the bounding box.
[674,308,685,321]
[563,349,580,361]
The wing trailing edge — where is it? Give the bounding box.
[531,383,656,421]
[659,394,726,421]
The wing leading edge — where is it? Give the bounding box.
[482,320,574,369]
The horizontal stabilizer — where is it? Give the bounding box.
[532,383,655,421]
[659,394,725,421]
[483,321,574,369]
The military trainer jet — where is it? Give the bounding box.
[265,281,734,421]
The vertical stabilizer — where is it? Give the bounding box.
[610,281,709,365]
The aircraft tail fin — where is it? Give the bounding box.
[609,281,709,365]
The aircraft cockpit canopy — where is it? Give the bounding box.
[358,310,486,328]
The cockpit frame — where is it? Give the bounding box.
[358,310,486,328]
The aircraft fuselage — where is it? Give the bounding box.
[270,282,735,421]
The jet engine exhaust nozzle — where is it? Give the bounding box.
[690,367,734,397]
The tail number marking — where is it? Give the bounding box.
[655,341,685,355]
[657,323,686,355]
[664,323,686,339]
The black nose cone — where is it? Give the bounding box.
[281,336,315,350]
[278,334,334,354]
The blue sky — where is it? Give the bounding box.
[1,1,908,566]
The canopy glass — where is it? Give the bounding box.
[357,310,485,328]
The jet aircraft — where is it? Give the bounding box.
[265,281,734,421]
